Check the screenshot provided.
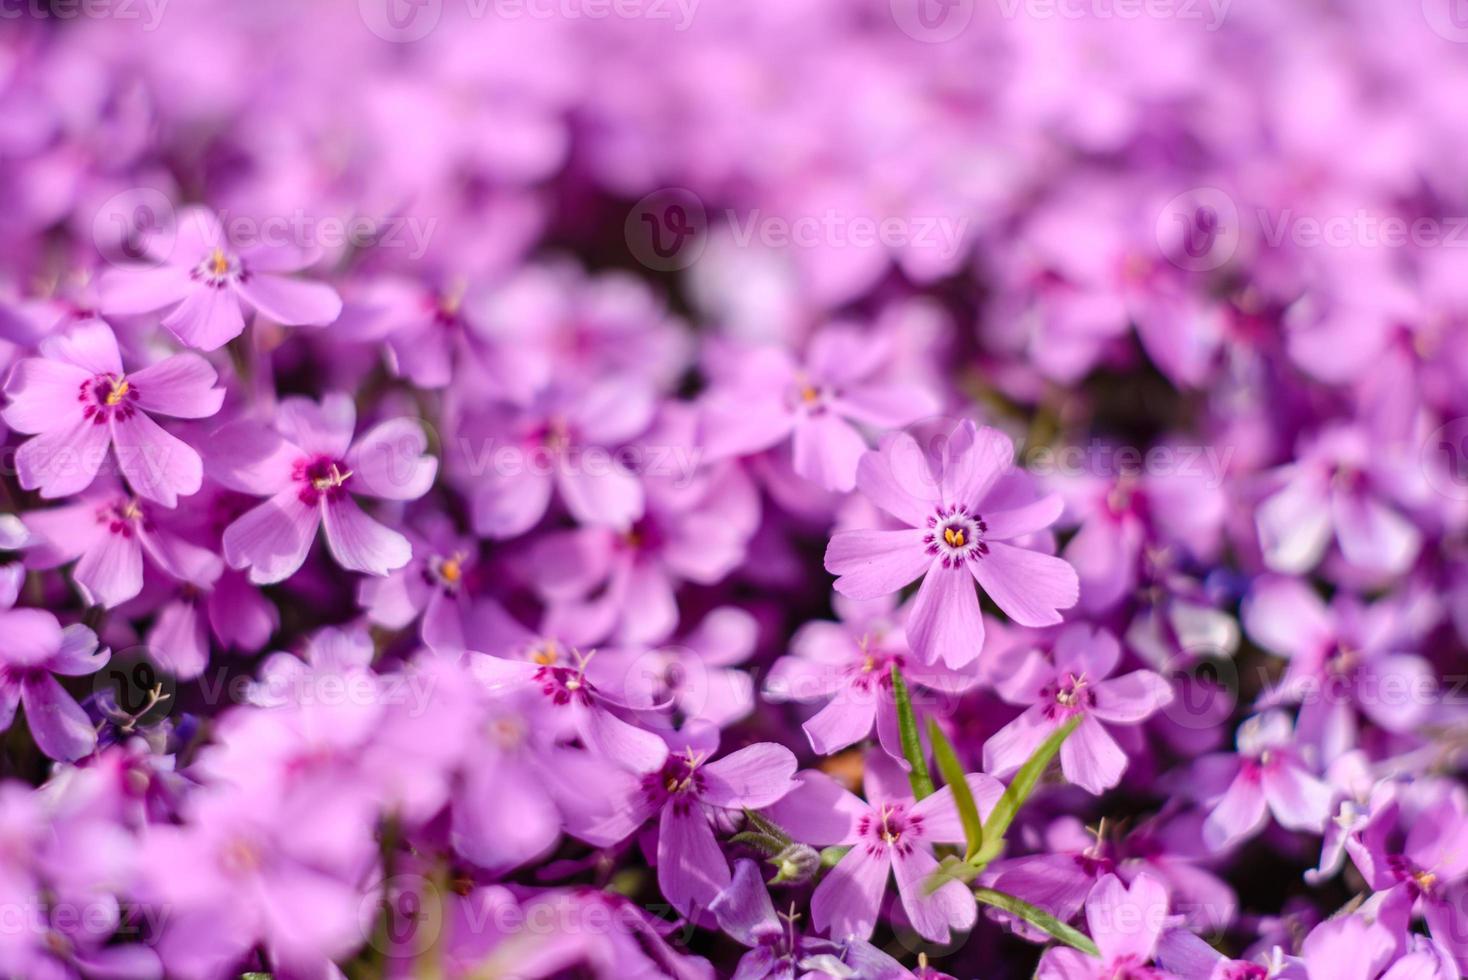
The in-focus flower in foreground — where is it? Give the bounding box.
[985,623,1172,794]
[3,319,223,505]
[825,420,1078,668]
[766,753,1003,944]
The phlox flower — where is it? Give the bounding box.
[699,323,939,492]
[209,394,437,583]
[21,482,223,609]
[764,752,1003,944]
[459,377,655,538]
[2,319,223,505]
[1196,711,1333,851]
[825,419,1077,668]
[592,734,798,921]
[1035,873,1171,980]
[99,205,342,350]
[764,593,978,758]
[984,624,1173,795]
[0,564,106,761]
[357,513,479,654]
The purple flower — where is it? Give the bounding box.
[458,377,655,538]
[593,737,798,920]
[700,323,939,492]
[764,593,977,758]
[99,205,342,351]
[210,394,436,583]
[985,623,1172,795]
[1255,425,1421,579]
[357,513,479,654]
[0,565,105,760]
[765,752,1003,944]
[1197,712,1333,852]
[22,483,223,608]
[825,420,1077,668]
[2,319,223,505]
[1035,873,1170,980]
[1243,576,1437,764]
[468,646,671,773]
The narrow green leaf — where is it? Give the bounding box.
[927,717,983,861]
[742,808,794,847]
[890,664,934,800]
[924,853,981,893]
[973,887,1099,957]
[982,715,1081,844]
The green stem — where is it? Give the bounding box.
[890,664,934,799]
[973,887,1099,957]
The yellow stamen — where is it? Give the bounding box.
[800,385,820,403]
[1416,870,1438,891]
[438,556,462,584]
[207,248,230,277]
[943,527,965,548]
[531,640,559,666]
[105,378,130,406]
[311,464,352,491]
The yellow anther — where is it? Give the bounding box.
[531,640,559,666]
[207,248,230,277]
[438,556,462,584]
[943,527,965,548]
[105,378,130,406]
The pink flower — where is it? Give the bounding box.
[0,565,106,761]
[21,483,223,608]
[765,752,1003,944]
[1198,711,1333,852]
[209,394,437,583]
[1035,873,1171,980]
[984,624,1173,795]
[764,593,977,758]
[2,319,223,505]
[825,420,1078,668]
[700,324,940,492]
[99,205,342,351]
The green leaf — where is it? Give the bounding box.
[927,717,983,861]
[890,664,935,800]
[982,715,1081,844]
[973,887,1100,957]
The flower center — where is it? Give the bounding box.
[431,553,465,591]
[924,505,987,568]
[193,247,246,288]
[97,498,147,538]
[295,456,352,505]
[80,374,140,423]
[857,803,923,856]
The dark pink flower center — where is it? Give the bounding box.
[96,499,148,538]
[1043,673,1096,720]
[295,456,353,505]
[857,803,924,857]
[533,664,594,708]
[641,753,708,814]
[924,505,987,568]
[80,374,140,424]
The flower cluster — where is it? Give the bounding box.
[0,2,1465,979]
